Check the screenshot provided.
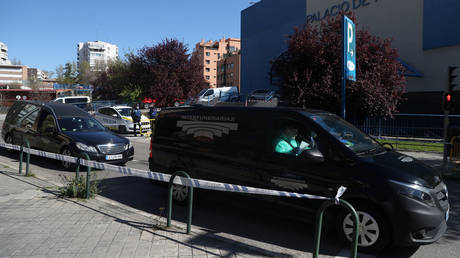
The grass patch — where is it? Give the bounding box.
[58,173,99,199]
[378,139,443,153]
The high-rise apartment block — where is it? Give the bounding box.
[217,53,240,91]
[77,41,118,71]
[0,42,11,65]
[193,38,240,88]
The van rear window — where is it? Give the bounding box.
[66,98,89,103]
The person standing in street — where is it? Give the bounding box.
[131,104,142,137]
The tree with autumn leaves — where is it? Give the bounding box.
[93,39,206,106]
[271,13,406,117]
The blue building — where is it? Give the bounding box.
[241,0,460,114]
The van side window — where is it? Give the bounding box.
[272,119,317,156]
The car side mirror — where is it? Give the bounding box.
[303,149,324,163]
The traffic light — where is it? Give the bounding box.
[449,66,458,91]
[443,92,455,111]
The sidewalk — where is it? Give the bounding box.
[0,168,285,258]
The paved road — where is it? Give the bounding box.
[0,119,460,257]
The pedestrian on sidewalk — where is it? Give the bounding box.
[131,104,142,137]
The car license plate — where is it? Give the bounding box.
[446,208,449,222]
[106,154,123,160]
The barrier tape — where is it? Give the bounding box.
[0,142,346,200]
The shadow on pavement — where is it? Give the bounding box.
[96,176,344,256]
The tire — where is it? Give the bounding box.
[61,147,76,170]
[144,103,149,109]
[119,125,127,134]
[171,183,189,205]
[337,202,391,253]
[5,133,15,152]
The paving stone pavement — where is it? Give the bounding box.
[0,168,323,258]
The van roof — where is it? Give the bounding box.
[22,100,91,118]
[161,105,329,115]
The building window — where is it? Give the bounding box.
[217,53,220,59]
[206,52,210,56]
[205,68,210,72]
[205,76,210,80]
[205,60,210,64]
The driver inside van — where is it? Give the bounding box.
[274,123,312,156]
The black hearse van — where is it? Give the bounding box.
[2,101,134,168]
[149,106,449,252]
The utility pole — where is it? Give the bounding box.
[443,66,458,172]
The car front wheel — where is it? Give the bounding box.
[337,202,391,253]
[61,147,76,170]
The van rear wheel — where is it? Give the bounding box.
[337,202,391,253]
[171,183,189,205]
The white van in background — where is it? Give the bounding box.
[52,96,92,111]
[196,86,238,105]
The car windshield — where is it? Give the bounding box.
[58,117,106,132]
[305,112,385,155]
[115,108,132,116]
[198,89,207,96]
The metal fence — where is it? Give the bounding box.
[350,114,460,139]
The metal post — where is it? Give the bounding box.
[79,153,91,199]
[313,199,359,258]
[19,145,23,174]
[18,140,30,175]
[75,158,80,179]
[341,15,346,120]
[167,171,194,234]
[443,110,449,172]
[24,140,30,176]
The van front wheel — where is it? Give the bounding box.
[337,202,391,253]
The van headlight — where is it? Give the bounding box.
[389,180,435,207]
[76,142,98,153]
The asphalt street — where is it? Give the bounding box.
[0,117,459,257]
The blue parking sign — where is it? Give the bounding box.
[343,16,356,81]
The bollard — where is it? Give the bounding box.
[313,199,359,258]
[19,140,30,176]
[80,153,92,199]
[167,171,193,234]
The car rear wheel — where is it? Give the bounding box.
[337,202,391,253]
[119,125,127,134]
[5,134,15,152]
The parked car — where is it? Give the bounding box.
[149,106,449,252]
[94,105,151,134]
[2,101,134,168]
[248,89,279,102]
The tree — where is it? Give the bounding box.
[55,65,65,84]
[270,12,406,117]
[130,39,207,106]
[78,60,95,85]
[63,62,78,85]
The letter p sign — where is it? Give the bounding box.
[343,16,356,81]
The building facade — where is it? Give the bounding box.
[217,53,241,91]
[0,65,28,88]
[0,42,11,65]
[241,0,460,114]
[193,38,240,88]
[77,41,118,71]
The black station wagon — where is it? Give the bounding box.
[2,101,134,168]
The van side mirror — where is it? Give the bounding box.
[382,142,394,151]
[303,149,324,163]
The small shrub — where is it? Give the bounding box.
[59,173,99,198]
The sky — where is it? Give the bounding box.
[0,0,254,75]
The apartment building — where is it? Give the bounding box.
[193,38,240,88]
[27,68,48,81]
[217,53,241,91]
[77,41,118,71]
[0,65,28,88]
[0,42,11,65]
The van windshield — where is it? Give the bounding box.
[65,98,89,103]
[58,117,106,132]
[198,89,207,97]
[305,113,385,155]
